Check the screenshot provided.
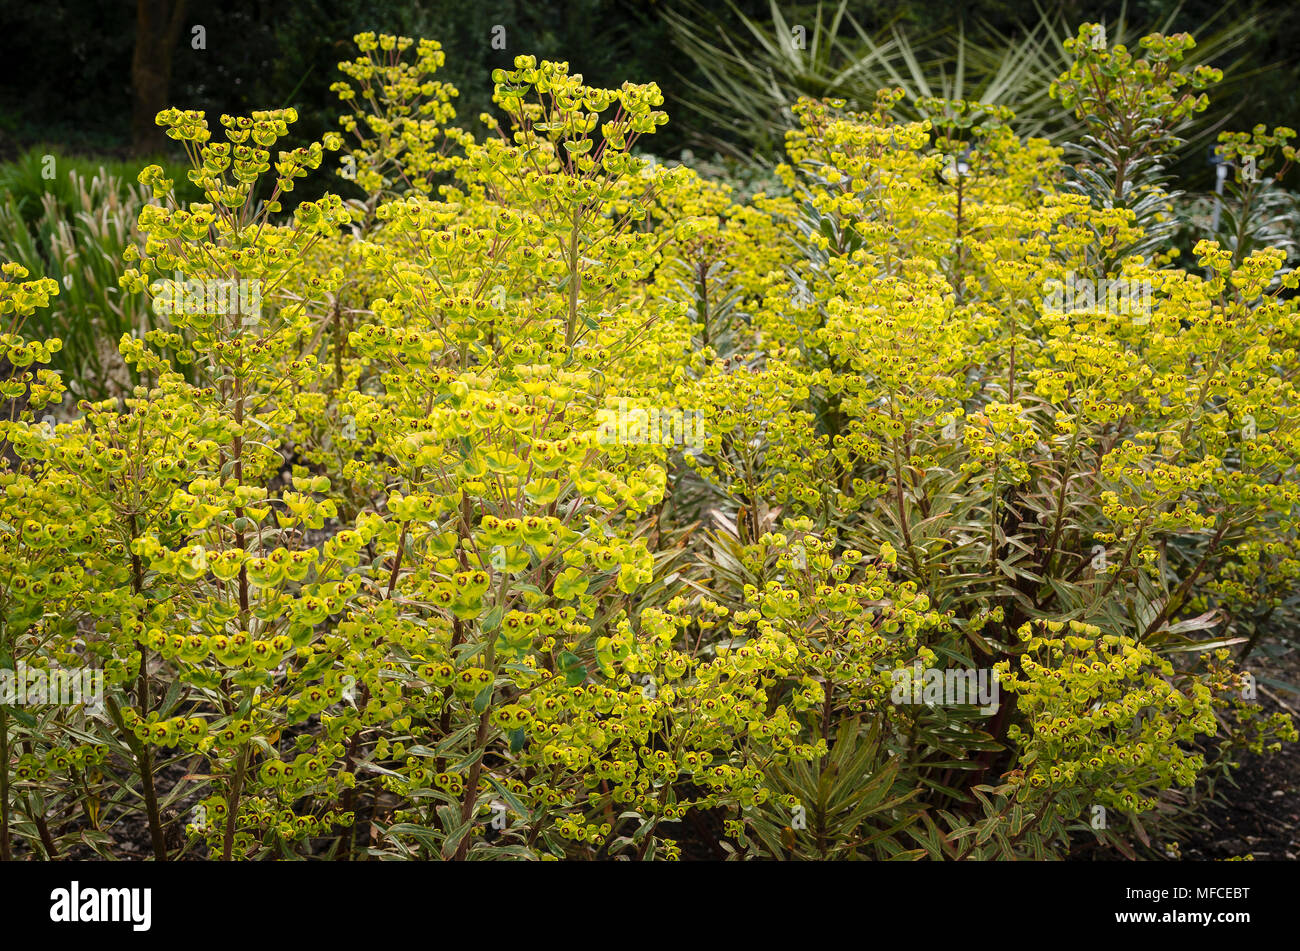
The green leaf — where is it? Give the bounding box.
[558,650,586,686]
[480,605,503,634]
[3,705,38,729]
[488,775,528,818]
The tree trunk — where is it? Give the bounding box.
[131,0,189,156]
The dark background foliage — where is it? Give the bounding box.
[0,0,686,157]
[0,1,1296,171]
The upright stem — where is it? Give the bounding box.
[453,633,497,861]
[988,463,1000,570]
[696,260,711,348]
[221,744,250,861]
[954,176,965,303]
[233,373,248,625]
[565,205,581,348]
[0,705,10,861]
[1008,339,1016,402]
[816,683,835,860]
[128,513,167,861]
[20,740,58,858]
[1231,182,1256,267]
[453,703,492,862]
[1143,518,1230,637]
[134,648,168,862]
[220,297,252,862]
[890,432,924,580]
[337,522,408,860]
[1041,427,1081,582]
[332,295,345,391]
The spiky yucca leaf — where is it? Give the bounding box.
[665,0,1262,160]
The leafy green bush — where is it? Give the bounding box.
[0,26,1294,863]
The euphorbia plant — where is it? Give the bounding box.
[1,25,1296,864]
[104,106,357,858]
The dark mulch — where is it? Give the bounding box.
[1178,647,1300,861]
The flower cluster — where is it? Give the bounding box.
[0,28,1294,863]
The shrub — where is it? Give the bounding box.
[0,27,1294,862]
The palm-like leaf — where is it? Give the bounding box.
[666,0,1263,160]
